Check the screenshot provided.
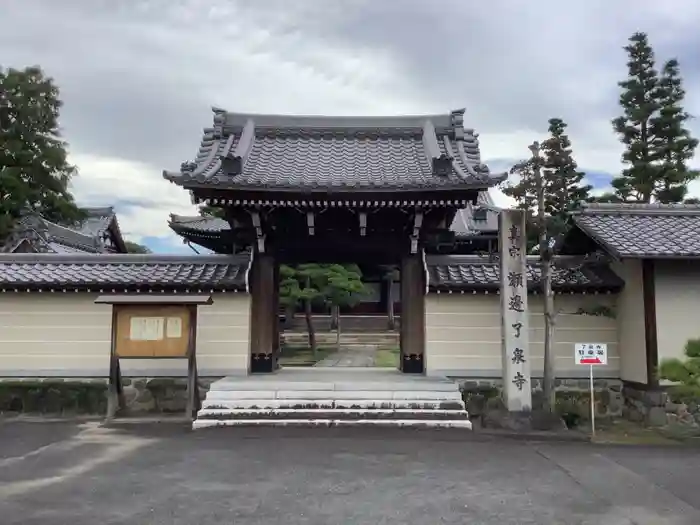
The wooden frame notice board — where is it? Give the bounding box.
[95,295,213,421]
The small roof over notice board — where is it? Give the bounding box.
[94,294,213,305]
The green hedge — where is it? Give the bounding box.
[0,381,108,414]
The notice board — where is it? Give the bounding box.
[114,305,191,358]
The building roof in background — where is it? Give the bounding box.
[449,191,500,235]
[426,254,623,293]
[566,203,700,259]
[0,254,249,292]
[163,108,506,193]
[0,207,127,255]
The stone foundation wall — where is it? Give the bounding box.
[0,377,221,415]
[622,382,700,432]
[456,377,624,422]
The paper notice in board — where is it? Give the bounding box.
[166,317,183,338]
[129,317,164,341]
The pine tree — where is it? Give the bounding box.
[611,32,698,202]
[0,66,84,241]
[541,118,592,235]
[650,59,699,202]
[501,118,590,245]
[611,32,660,202]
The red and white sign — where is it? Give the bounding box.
[574,343,608,366]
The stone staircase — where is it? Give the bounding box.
[281,332,399,347]
[281,314,400,348]
[193,369,471,430]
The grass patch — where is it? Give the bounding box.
[587,419,678,445]
[278,346,335,367]
[374,347,400,368]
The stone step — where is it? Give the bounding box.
[284,315,401,332]
[208,380,458,392]
[193,419,472,430]
[196,408,469,421]
[201,399,466,411]
[281,333,399,345]
[204,390,464,402]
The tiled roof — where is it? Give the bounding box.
[0,254,250,292]
[169,214,229,234]
[0,207,126,254]
[570,203,700,259]
[449,191,500,235]
[163,108,506,192]
[426,255,624,292]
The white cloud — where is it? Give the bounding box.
[3,0,700,251]
[70,153,197,246]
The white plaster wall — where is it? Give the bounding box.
[612,260,648,383]
[0,292,251,377]
[654,260,700,366]
[425,292,619,378]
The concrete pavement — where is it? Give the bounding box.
[1,418,699,524]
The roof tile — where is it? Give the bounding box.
[426,255,623,292]
[164,109,505,192]
[0,254,249,291]
[571,203,700,258]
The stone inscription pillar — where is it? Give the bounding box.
[400,255,425,373]
[499,209,532,411]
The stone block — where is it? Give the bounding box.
[646,406,668,427]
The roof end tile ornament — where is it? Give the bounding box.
[220,118,256,177]
[422,119,452,176]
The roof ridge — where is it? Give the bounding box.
[0,253,251,265]
[580,202,700,216]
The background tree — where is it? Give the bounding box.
[124,240,151,254]
[502,125,591,413]
[0,66,84,242]
[199,205,224,218]
[279,263,368,356]
[501,117,590,249]
[541,118,592,235]
[611,32,698,202]
[650,59,699,202]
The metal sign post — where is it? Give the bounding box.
[574,343,608,437]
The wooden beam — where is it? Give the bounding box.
[410,211,424,254]
[306,211,315,236]
[642,259,659,386]
[359,211,367,236]
[250,210,265,253]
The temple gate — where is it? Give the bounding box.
[164,108,505,374]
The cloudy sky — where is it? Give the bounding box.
[3,0,700,253]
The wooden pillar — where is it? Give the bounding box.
[642,259,658,386]
[400,255,425,373]
[249,254,276,373]
[272,260,281,370]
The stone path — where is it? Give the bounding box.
[314,345,378,367]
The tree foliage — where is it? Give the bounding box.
[0,66,84,242]
[199,205,224,219]
[280,263,368,311]
[659,338,700,401]
[279,263,369,355]
[501,117,591,248]
[611,32,698,202]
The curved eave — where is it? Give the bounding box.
[0,283,246,293]
[428,283,623,294]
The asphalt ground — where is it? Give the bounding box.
[1,418,699,525]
